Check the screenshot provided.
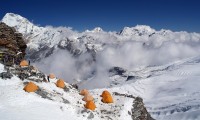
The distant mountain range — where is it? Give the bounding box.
[2,13,200,62]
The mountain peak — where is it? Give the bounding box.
[85,27,103,33]
[92,27,103,32]
[2,13,42,35]
[119,25,156,36]
[2,13,30,27]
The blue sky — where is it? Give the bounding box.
[0,0,200,32]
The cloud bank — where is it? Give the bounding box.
[31,26,200,89]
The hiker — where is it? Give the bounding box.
[47,76,50,82]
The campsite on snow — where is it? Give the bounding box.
[1,1,200,119]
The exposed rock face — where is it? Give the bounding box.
[113,92,154,120]
[0,71,13,79]
[4,65,45,82]
[131,97,155,120]
[0,22,27,65]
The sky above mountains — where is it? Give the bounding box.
[0,0,200,32]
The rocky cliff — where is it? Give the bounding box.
[0,22,27,65]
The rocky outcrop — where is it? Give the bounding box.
[0,22,27,65]
[131,97,155,120]
[4,65,45,81]
[113,92,154,120]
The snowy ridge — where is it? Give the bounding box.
[118,25,156,36]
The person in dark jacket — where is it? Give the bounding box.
[47,76,50,82]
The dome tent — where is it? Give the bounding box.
[82,94,94,102]
[102,94,113,103]
[23,82,38,92]
[101,90,111,97]
[56,79,65,88]
[101,90,114,103]
[79,89,89,96]
[84,101,96,111]
[20,60,29,67]
[49,73,55,79]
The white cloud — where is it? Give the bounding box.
[33,25,200,89]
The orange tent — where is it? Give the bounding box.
[23,82,38,92]
[49,73,55,79]
[102,94,114,103]
[101,90,114,103]
[56,79,65,88]
[79,89,89,96]
[20,60,29,67]
[100,90,111,97]
[84,101,96,111]
[82,94,94,102]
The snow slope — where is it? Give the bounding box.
[1,56,200,119]
[0,63,134,120]
[108,56,200,120]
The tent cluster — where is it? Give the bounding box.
[23,78,66,93]
[80,89,114,111]
[80,89,96,111]
[47,73,66,88]
[20,60,114,111]
[20,60,67,92]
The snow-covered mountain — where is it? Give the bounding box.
[2,13,200,61]
[118,25,156,36]
[1,13,200,119]
[2,12,200,85]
